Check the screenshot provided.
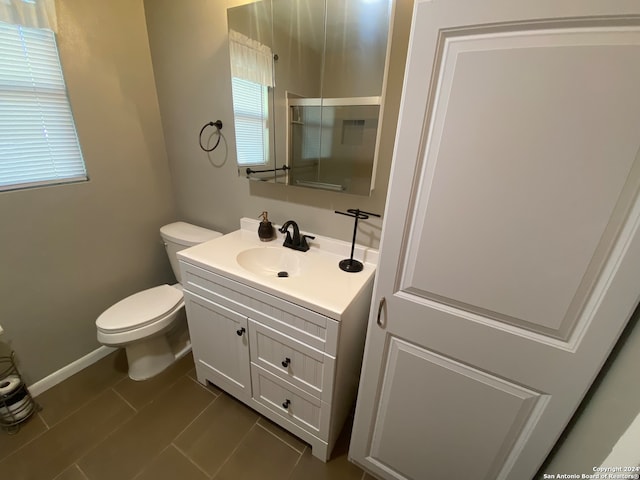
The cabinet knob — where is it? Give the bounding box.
[282,399,291,409]
[236,327,246,336]
[281,357,291,368]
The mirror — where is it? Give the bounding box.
[228,0,392,195]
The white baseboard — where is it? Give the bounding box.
[174,342,192,361]
[28,346,117,398]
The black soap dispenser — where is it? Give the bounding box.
[258,211,275,241]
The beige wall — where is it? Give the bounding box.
[538,307,640,476]
[143,0,414,247]
[0,0,177,383]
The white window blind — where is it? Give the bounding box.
[0,21,86,191]
[232,77,269,166]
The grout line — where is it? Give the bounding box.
[35,361,128,430]
[0,413,50,463]
[37,411,50,430]
[210,421,261,479]
[286,445,307,479]
[172,442,213,479]
[172,393,218,443]
[110,386,138,413]
[37,394,100,430]
[35,369,130,429]
[255,421,306,454]
[76,371,204,478]
[185,374,221,398]
[131,445,170,480]
[75,463,91,480]
[74,391,141,471]
[0,387,132,466]
[111,364,197,412]
[51,468,65,480]
[52,464,89,480]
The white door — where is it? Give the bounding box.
[349,1,640,479]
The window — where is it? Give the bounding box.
[0,21,86,191]
[228,28,273,167]
[231,77,269,166]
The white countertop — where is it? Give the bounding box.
[177,218,378,320]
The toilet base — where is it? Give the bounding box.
[125,335,175,381]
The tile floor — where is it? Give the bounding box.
[0,350,377,480]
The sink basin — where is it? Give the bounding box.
[236,247,303,277]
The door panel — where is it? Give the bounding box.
[402,25,640,340]
[370,337,543,480]
[350,2,640,479]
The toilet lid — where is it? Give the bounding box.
[96,285,183,333]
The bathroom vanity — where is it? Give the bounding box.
[177,218,377,461]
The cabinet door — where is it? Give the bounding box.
[184,291,251,403]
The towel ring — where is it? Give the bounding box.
[199,120,223,152]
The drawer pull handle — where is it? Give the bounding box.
[236,327,246,336]
[282,399,291,409]
[281,357,291,368]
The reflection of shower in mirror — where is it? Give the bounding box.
[226,0,393,195]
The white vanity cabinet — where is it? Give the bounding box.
[178,222,376,461]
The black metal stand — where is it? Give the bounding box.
[335,209,381,273]
[0,352,38,434]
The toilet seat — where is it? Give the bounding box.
[96,284,183,335]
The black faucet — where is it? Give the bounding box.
[278,220,315,252]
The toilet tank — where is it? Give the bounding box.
[160,222,222,283]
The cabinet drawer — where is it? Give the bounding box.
[251,364,329,440]
[181,262,339,355]
[249,319,334,403]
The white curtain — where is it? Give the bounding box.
[0,0,57,32]
[229,29,274,87]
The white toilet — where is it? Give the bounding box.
[96,222,221,381]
